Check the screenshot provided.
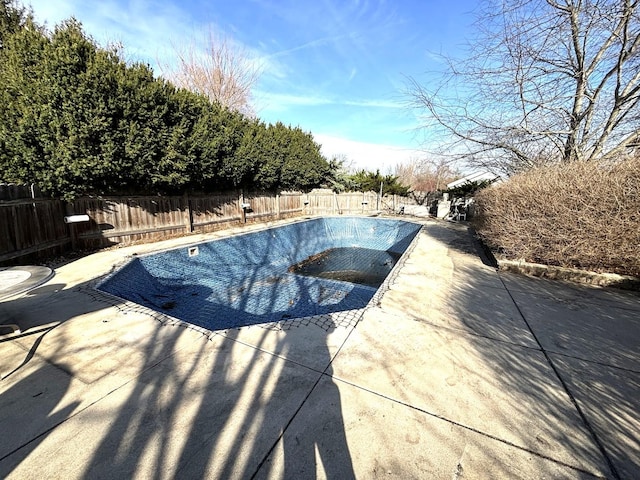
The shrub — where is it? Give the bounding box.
[473,157,640,277]
[0,6,331,198]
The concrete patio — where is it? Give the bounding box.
[1,218,638,479]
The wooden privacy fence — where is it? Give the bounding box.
[302,191,406,215]
[0,196,70,264]
[70,192,305,250]
[1,186,413,265]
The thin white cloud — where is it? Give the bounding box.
[255,92,334,113]
[255,91,405,114]
[266,31,356,59]
[314,133,424,173]
[26,0,75,27]
[343,99,403,108]
[28,0,194,69]
[251,47,290,80]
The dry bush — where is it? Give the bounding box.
[473,157,640,277]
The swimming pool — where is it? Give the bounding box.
[98,217,422,331]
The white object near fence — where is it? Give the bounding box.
[64,214,90,223]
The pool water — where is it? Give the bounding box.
[289,247,401,287]
[98,217,422,331]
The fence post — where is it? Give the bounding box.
[65,202,79,251]
[183,193,193,233]
[276,192,281,219]
[11,205,21,251]
[239,190,246,223]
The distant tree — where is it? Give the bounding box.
[349,170,410,196]
[163,28,261,117]
[408,0,640,174]
[395,158,459,204]
[326,155,357,193]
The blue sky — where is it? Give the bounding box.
[26,0,479,172]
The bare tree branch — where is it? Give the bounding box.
[408,0,640,172]
[160,28,261,116]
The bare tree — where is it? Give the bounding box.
[163,29,261,116]
[408,0,640,174]
[395,158,459,204]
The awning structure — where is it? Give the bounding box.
[446,171,501,189]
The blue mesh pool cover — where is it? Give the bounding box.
[98,217,422,331]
